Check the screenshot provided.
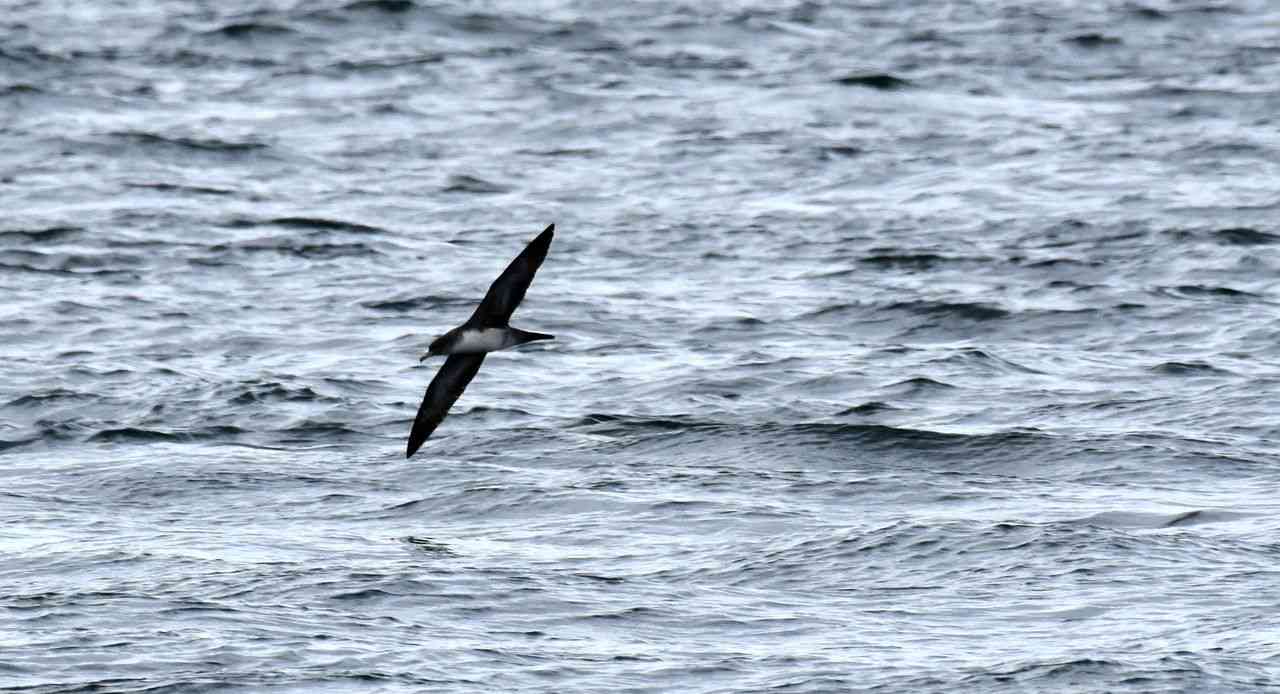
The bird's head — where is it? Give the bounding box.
[419,333,450,362]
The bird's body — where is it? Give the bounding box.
[405,224,555,458]
[426,326,553,356]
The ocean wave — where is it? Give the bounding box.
[574,414,1053,456]
[87,425,247,443]
[202,22,296,40]
[225,381,333,405]
[0,226,82,242]
[1148,361,1234,376]
[360,294,464,313]
[266,217,386,234]
[882,300,1011,321]
[834,73,911,90]
[441,174,513,194]
[206,240,382,259]
[123,182,235,196]
[1212,227,1280,245]
[109,131,270,154]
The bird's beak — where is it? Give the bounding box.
[418,351,431,362]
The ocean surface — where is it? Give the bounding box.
[3,1,1280,691]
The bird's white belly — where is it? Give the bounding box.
[452,328,513,353]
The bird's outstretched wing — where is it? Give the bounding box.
[468,224,554,328]
[406,353,486,457]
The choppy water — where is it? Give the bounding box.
[4,1,1280,691]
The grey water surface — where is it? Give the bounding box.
[3,1,1280,691]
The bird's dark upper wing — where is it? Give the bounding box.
[468,224,554,328]
[406,353,486,458]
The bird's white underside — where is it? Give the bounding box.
[449,328,518,354]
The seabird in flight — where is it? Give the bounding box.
[405,224,555,457]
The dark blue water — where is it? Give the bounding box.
[4,1,1280,691]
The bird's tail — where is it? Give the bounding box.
[511,328,554,345]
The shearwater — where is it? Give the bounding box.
[405,224,555,458]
